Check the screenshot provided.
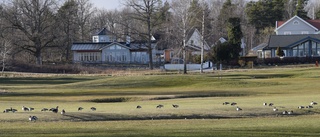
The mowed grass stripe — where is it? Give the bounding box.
[0,67,320,136]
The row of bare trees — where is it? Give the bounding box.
[1,0,320,72]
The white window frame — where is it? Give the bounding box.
[284,31,291,35]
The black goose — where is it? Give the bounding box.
[78,107,84,111]
[29,116,38,122]
[91,107,96,111]
[50,106,59,113]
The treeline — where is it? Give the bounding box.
[0,0,319,71]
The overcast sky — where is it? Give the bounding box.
[90,0,124,10]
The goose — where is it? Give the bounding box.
[61,109,65,115]
[310,101,318,105]
[269,103,274,106]
[156,104,164,108]
[3,109,10,113]
[28,107,34,111]
[231,102,237,106]
[172,104,179,108]
[90,107,96,111]
[10,107,17,113]
[41,108,48,111]
[223,102,230,105]
[236,106,242,111]
[22,106,29,111]
[78,107,84,111]
[298,106,304,109]
[136,105,142,109]
[282,111,288,115]
[288,110,293,115]
[273,107,278,112]
[263,103,267,106]
[29,116,38,122]
[306,105,313,109]
[12,109,17,113]
[50,106,59,113]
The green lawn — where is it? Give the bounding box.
[0,67,320,136]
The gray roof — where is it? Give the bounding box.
[267,34,320,49]
[96,28,113,35]
[251,43,267,51]
[71,43,109,50]
[71,42,150,51]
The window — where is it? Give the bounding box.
[312,42,320,56]
[284,31,291,35]
[100,37,105,42]
[302,31,309,34]
[79,52,101,62]
[93,36,99,42]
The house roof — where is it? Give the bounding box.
[186,28,210,50]
[71,42,152,51]
[251,43,267,51]
[266,34,320,49]
[275,15,320,31]
[71,43,110,51]
[95,28,113,35]
[305,19,320,29]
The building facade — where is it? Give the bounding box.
[71,28,162,64]
[262,16,320,58]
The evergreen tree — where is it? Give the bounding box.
[276,47,285,57]
[316,9,320,19]
[217,0,235,36]
[210,42,231,64]
[246,0,285,32]
[227,17,243,59]
[295,0,309,19]
[210,17,243,64]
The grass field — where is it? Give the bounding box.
[1,66,320,136]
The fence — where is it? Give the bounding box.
[164,62,213,71]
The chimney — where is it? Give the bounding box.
[126,35,131,46]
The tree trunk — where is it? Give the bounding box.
[183,47,187,74]
[183,27,187,74]
[148,13,153,70]
[200,8,205,73]
[35,48,42,65]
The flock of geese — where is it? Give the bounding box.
[2,101,318,122]
[3,106,97,122]
[223,101,318,115]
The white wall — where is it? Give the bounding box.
[164,62,213,70]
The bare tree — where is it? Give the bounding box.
[91,9,124,41]
[0,38,12,74]
[305,0,320,19]
[76,0,95,42]
[125,0,163,70]
[57,0,79,61]
[171,0,194,74]
[1,0,58,65]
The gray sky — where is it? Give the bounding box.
[90,0,123,10]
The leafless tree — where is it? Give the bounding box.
[0,39,12,74]
[0,0,59,65]
[125,0,164,70]
[284,0,296,19]
[57,0,79,61]
[305,0,320,19]
[76,0,96,42]
[171,0,195,74]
